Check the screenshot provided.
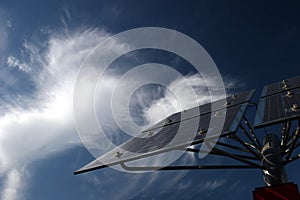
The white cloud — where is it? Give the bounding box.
[60,6,72,34]
[1,169,24,200]
[0,28,111,198]
[6,20,12,28]
[200,179,226,191]
[62,6,72,20]
[0,28,113,171]
[0,11,9,53]
[143,73,228,125]
[7,56,32,73]
[131,72,237,136]
[0,24,242,199]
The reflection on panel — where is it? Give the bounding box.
[74,90,254,174]
[144,90,255,132]
[261,75,300,97]
[254,87,300,128]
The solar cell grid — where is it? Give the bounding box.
[74,90,253,175]
[144,90,254,132]
[254,87,300,128]
[261,75,300,97]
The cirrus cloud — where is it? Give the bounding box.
[0,25,242,200]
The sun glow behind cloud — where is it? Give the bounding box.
[0,23,240,199]
[0,27,110,200]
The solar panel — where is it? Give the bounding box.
[74,90,254,174]
[254,87,300,128]
[261,75,300,98]
[143,90,255,133]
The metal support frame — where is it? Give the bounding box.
[262,134,288,186]
[243,116,262,149]
[73,74,300,200]
[229,135,261,158]
[284,154,300,164]
[116,115,300,188]
[118,118,266,172]
[185,147,258,160]
[201,141,260,167]
[75,83,300,189]
[285,126,300,161]
[239,124,260,151]
[281,121,291,152]
[120,163,261,171]
[215,141,250,153]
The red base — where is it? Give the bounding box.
[253,183,300,200]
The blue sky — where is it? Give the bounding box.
[0,1,300,200]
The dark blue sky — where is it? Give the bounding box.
[2,0,300,93]
[0,1,299,200]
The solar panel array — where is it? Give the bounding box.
[254,87,300,128]
[74,90,255,174]
[254,75,300,128]
[261,75,300,98]
[143,90,254,133]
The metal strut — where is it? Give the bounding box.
[120,163,261,171]
[283,154,300,165]
[281,121,291,152]
[243,116,262,149]
[215,141,251,154]
[119,141,265,172]
[185,147,259,160]
[285,126,300,161]
[239,124,261,151]
[229,135,261,159]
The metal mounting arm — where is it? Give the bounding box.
[285,126,300,161]
[120,163,262,171]
[281,121,291,152]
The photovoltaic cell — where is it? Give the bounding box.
[74,90,254,174]
[254,87,300,128]
[261,75,300,98]
[143,90,255,132]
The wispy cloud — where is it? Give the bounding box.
[0,28,111,199]
[143,73,232,126]
[1,168,26,200]
[7,56,32,73]
[199,179,226,191]
[0,10,9,53]
[6,20,12,29]
[0,22,242,200]
[62,6,72,21]
[60,6,72,34]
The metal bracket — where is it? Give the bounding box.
[120,162,263,171]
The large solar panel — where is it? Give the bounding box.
[261,75,300,98]
[254,87,300,128]
[74,90,254,174]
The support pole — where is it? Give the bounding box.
[261,134,288,186]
